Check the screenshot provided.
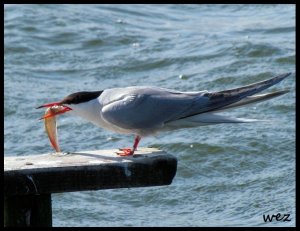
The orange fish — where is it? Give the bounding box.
[44,107,62,152]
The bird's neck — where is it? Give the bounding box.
[68,98,103,125]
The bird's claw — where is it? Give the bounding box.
[116,148,134,156]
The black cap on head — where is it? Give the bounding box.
[60,91,103,105]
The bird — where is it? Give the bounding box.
[36,72,291,156]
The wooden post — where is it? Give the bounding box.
[4,148,177,227]
[4,194,52,227]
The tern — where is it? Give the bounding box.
[37,73,290,156]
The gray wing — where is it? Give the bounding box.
[100,73,290,130]
[100,87,209,130]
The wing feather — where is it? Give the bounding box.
[100,87,208,130]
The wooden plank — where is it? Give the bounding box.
[4,148,177,196]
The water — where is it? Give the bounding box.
[4,4,295,227]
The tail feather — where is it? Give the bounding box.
[203,73,291,113]
[177,73,291,120]
[164,113,262,130]
[164,73,291,130]
[186,113,262,124]
[215,89,289,112]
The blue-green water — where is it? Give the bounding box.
[4,4,295,227]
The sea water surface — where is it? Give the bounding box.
[4,4,295,227]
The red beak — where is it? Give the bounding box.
[36,102,72,120]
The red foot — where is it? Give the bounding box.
[116,148,134,156]
[116,136,141,156]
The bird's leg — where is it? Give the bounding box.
[117,135,141,156]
